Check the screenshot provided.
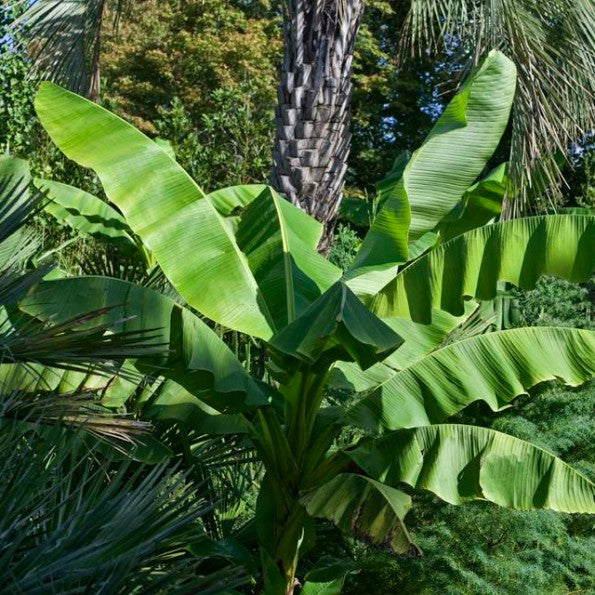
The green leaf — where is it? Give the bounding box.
[438,162,507,242]
[145,379,252,434]
[19,277,267,412]
[328,360,395,393]
[126,434,173,464]
[0,157,33,264]
[370,214,595,323]
[235,187,341,328]
[259,546,286,595]
[345,327,595,432]
[0,362,141,409]
[0,156,30,205]
[403,51,515,245]
[300,577,347,595]
[329,306,476,392]
[154,137,175,159]
[381,304,479,369]
[35,84,340,339]
[302,557,357,584]
[35,178,138,252]
[339,153,411,229]
[206,184,268,216]
[349,424,595,513]
[374,150,411,211]
[302,473,418,555]
[347,51,516,277]
[35,82,274,339]
[269,282,403,371]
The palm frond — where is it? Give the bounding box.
[403,0,595,212]
[0,166,46,244]
[11,0,136,99]
[0,418,246,592]
[0,386,151,444]
[0,168,167,386]
[2,306,167,371]
[12,0,105,98]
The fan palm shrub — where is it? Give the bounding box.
[23,51,595,594]
[0,157,247,591]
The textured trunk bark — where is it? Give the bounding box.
[271,0,364,253]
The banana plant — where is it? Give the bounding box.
[27,51,595,594]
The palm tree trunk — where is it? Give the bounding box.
[271,0,364,253]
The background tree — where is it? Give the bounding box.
[15,0,595,245]
[100,0,282,189]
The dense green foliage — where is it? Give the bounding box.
[28,51,595,594]
[101,0,281,190]
[1,2,594,593]
[0,9,36,157]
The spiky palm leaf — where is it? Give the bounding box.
[0,158,168,453]
[0,158,249,591]
[0,414,246,592]
[13,0,106,99]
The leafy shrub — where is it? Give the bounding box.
[513,277,593,330]
[154,82,274,191]
[328,223,362,270]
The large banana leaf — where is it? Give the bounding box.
[348,425,595,513]
[370,214,595,323]
[35,84,340,338]
[235,187,341,328]
[347,51,516,277]
[35,178,138,253]
[301,473,418,554]
[207,184,340,327]
[299,577,347,595]
[35,83,274,339]
[329,304,477,392]
[19,277,267,412]
[337,153,411,229]
[206,184,268,216]
[0,362,252,433]
[205,184,268,235]
[143,379,252,435]
[374,150,411,212]
[0,362,139,403]
[269,282,402,372]
[344,327,595,432]
[328,360,395,394]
